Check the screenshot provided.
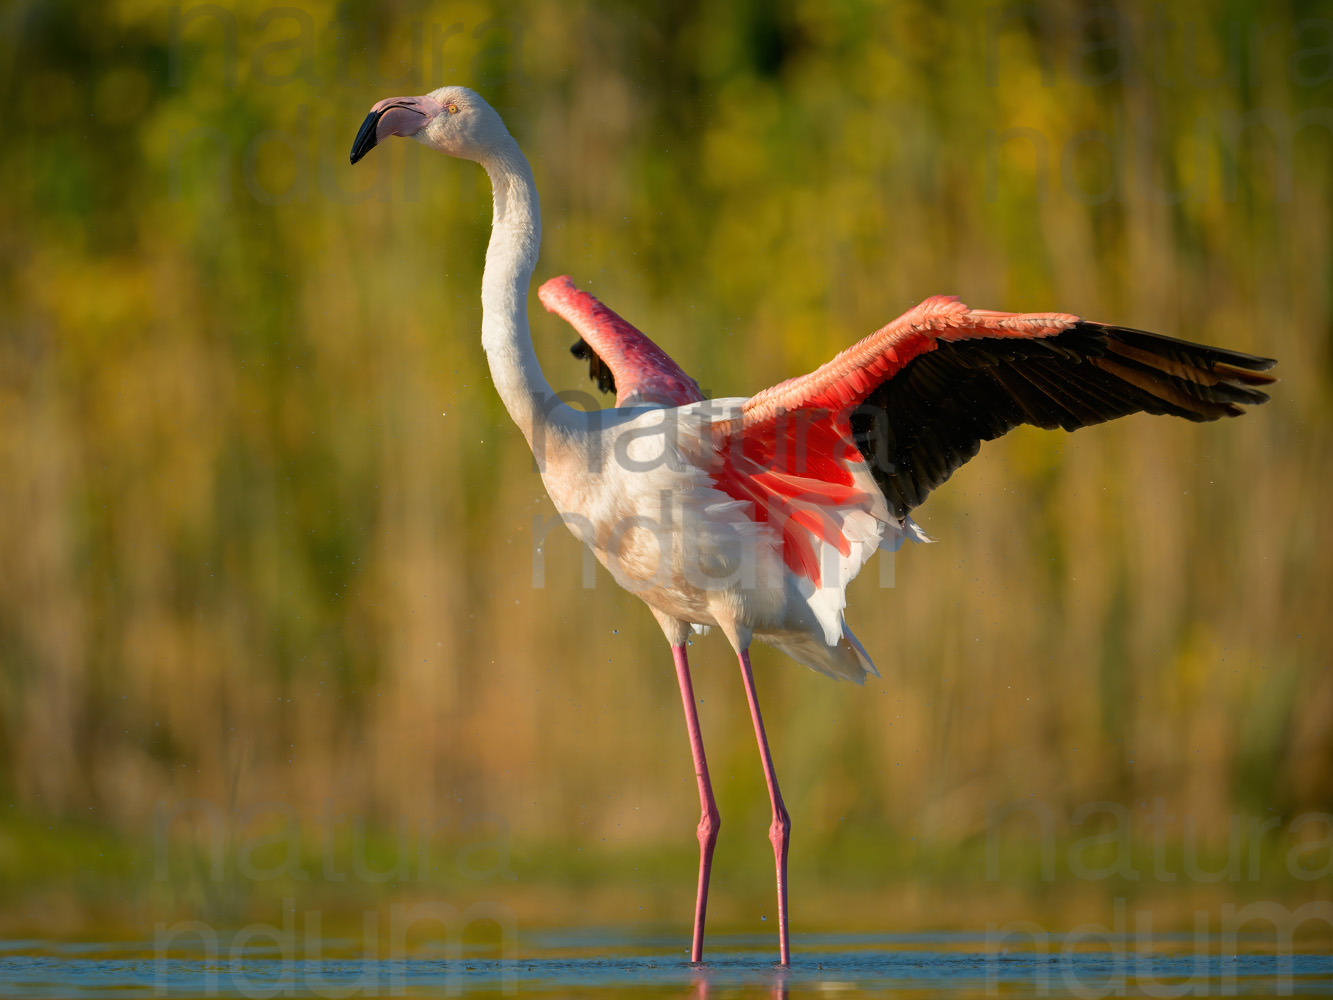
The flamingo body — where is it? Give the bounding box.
[351,85,1276,966]
[537,279,1273,677]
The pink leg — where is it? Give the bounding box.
[672,643,721,963]
[737,649,791,966]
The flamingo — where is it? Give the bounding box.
[350,86,1276,965]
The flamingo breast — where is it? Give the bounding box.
[539,398,922,649]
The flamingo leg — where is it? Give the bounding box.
[736,648,791,966]
[672,643,721,963]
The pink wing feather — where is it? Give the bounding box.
[538,276,704,408]
[714,294,1274,584]
[739,295,1082,425]
[703,296,1084,584]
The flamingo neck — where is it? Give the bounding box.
[479,136,560,446]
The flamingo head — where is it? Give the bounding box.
[350,85,509,165]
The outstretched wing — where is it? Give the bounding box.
[538,276,704,408]
[736,294,1276,519]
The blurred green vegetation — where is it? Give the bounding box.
[0,0,1330,937]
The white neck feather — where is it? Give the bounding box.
[478,135,565,446]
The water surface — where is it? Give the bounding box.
[2,930,1330,997]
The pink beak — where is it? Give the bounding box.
[350,94,444,164]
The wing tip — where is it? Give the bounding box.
[537,274,576,312]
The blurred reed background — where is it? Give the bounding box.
[0,0,1329,937]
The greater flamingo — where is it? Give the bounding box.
[351,87,1275,965]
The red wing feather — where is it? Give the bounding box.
[731,295,1275,519]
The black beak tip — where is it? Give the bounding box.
[350,110,382,165]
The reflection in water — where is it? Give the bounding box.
[692,970,787,999]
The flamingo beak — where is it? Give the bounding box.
[350,95,445,164]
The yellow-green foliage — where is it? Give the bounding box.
[0,0,1329,927]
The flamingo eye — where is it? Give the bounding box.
[446,104,460,114]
